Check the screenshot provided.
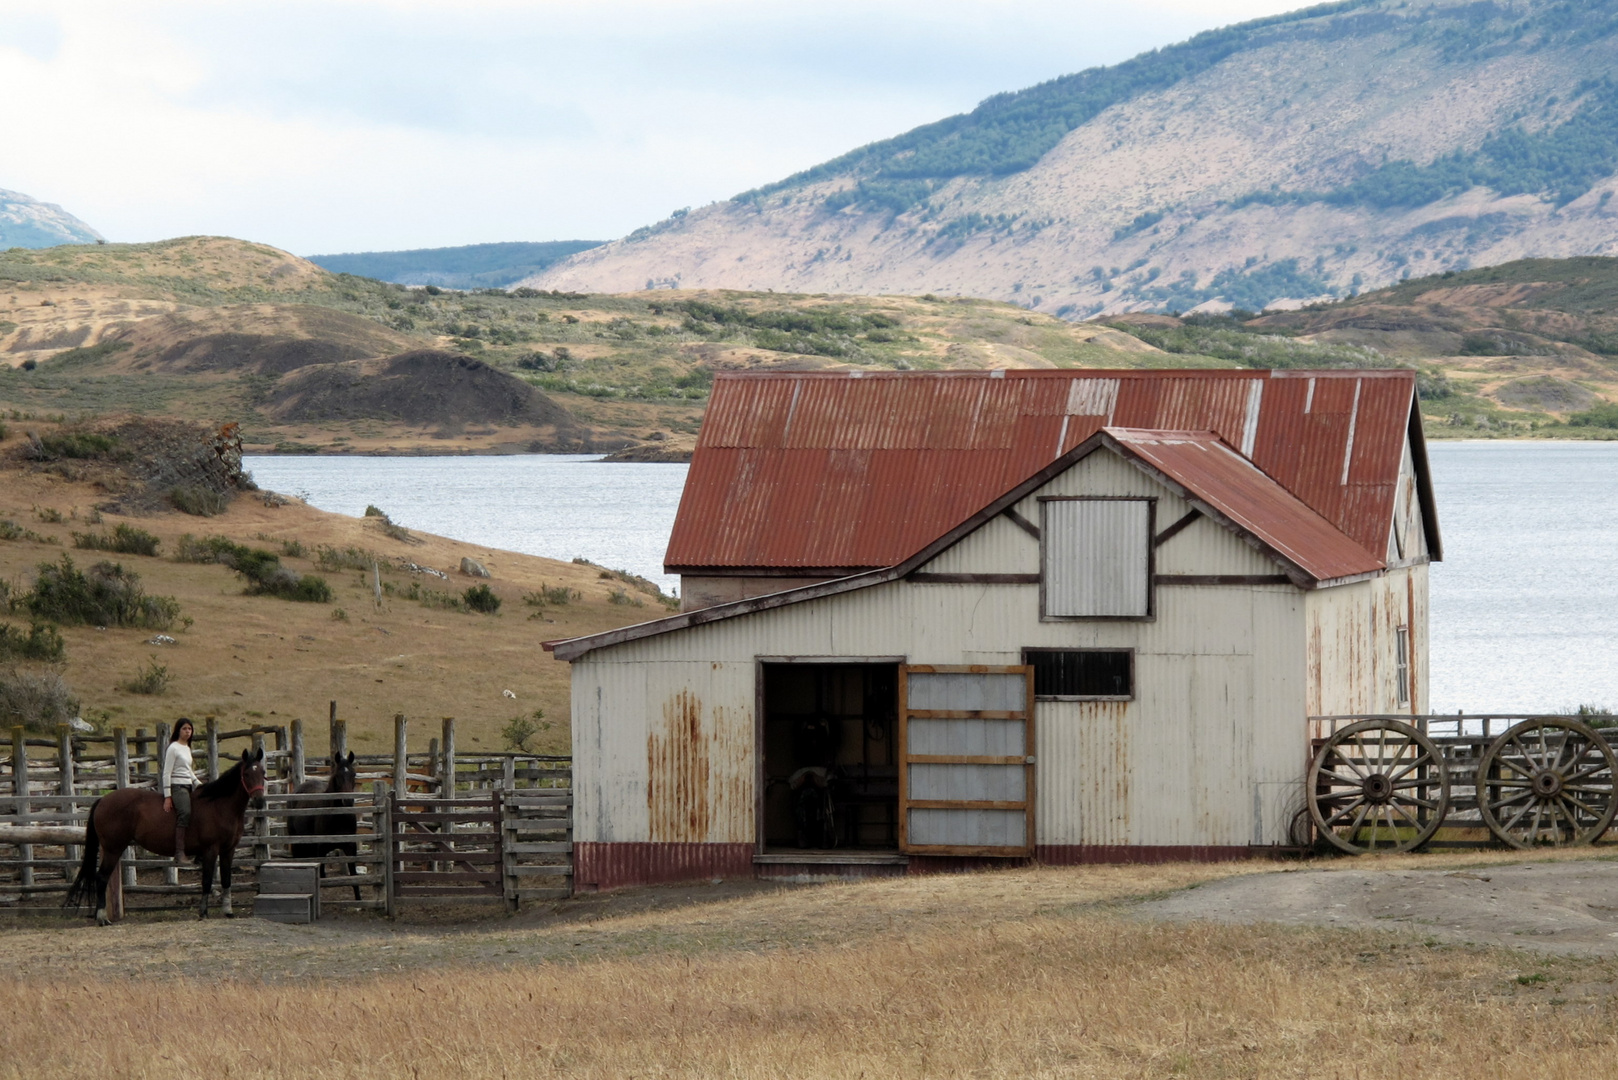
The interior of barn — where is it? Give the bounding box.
[761,663,899,852]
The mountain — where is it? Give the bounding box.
[0,188,103,249]
[525,0,1618,318]
[308,241,604,289]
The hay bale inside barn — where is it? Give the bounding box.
[550,369,1440,890]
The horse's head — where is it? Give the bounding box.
[240,747,267,808]
[330,750,358,794]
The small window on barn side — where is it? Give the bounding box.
[1040,497,1153,619]
[1025,649,1134,700]
[1395,626,1410,707]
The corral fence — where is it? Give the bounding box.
[0,705,572,917]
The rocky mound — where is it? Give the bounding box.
[107,304,413,375]
[263,349,581,433]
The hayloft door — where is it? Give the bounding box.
[898,665,1035,857]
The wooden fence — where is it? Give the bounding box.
[0,706,572,915]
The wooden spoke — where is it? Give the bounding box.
[1477,719,1618,849]
[1308,720,1448,855]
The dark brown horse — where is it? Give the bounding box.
[68,748,266,924]
[288,750,361,901]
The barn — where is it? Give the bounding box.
[550,368,1442,890]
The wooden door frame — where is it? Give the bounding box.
[898,664,1036,858]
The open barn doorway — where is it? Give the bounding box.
[761,662,899,853]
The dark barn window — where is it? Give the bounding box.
[1025,649,1133,700]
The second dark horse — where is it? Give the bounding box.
[289,750,362,901]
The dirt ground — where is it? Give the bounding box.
[1143,855,1618,957]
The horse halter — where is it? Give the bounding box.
[241,767,266,798]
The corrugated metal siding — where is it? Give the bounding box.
[1304,564,1425,716]
[1043,499,1151,616]
[668,369,1417,574]
[575,452,1328,851]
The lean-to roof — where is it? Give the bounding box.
[665,369,1438,574]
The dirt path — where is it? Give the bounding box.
[1140,857,1618,956]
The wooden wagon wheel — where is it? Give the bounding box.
[1476,718,1618,849]
[1308,720,1448,854]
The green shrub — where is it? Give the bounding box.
[0,519,56,545]
[279,538,308,558]
[24,556,179,629]
[73,523,161,557]
[523,584,578,607]
[607,587,643,607]
[364,504,388,518]
[170,484,231,516]
[36,507,64,523]
[0,622,65,662]
[120,656,169,695]
[1568,402,1618,429]
[500,709,549,752]
[0,669,79,733]
[316,545,378,572]
[463,583,501,613]
[37,431,117,459]
[175,533,244,563]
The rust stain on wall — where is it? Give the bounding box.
[648,689,711,843]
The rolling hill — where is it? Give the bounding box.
[525,0,1618,318]
[307,240,604,290]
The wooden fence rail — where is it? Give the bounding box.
[0,706,571,915]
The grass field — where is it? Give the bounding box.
[6,852,1618,1078]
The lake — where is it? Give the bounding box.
[245,442,1618,714]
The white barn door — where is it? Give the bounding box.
[899,665,1035,857]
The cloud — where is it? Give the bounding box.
[0,0,1306,252]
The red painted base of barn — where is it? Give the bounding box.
[575,842,1270,891]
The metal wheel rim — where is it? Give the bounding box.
[1476,718,1617,849]
[1308,719,1449,855]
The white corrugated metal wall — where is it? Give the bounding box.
[572,443,1418,852]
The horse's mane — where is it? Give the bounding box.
[196,759,243,800]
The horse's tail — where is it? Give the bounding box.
[64,798,101,911]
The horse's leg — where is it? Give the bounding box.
[344,842,361,902]
[95,843,123,927]
[198,849,216,919]
[219,845,235,918]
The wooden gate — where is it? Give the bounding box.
[898,665,1036,857]
[387,790,505,904]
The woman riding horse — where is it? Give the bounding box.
[68,746,266,924]
[162,719,198,867]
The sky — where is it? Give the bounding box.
[0,0,1306,255]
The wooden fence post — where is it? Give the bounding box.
[440,718,456,797]
[12,727,30,889]
[206,718,219,780]
[274,725,288,783]
[380,785,396,917]
[503,756,515,791]
[160,721,178,887]
[57,725,79,865]
[500,785,517,913]
[290,720,306,788]
[252,731,269,866]
[135,727,149,787]
[427,738,439,792]
[113,727,134,889]
[114,728,129,788]
[393,714,407,793]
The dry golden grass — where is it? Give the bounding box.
[0,439,659,753]
[5,858,1618,1079]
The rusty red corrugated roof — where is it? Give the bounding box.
[666,369,1430,573]
[1104,428,1385,583]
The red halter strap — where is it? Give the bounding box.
[241,767,265,798]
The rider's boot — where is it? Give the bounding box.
[173,825,187,868]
